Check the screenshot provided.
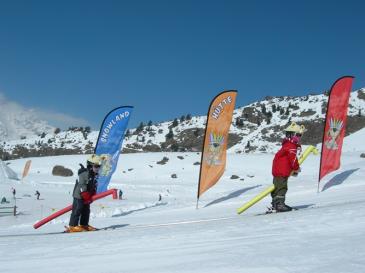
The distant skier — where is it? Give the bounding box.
[11,188,16,199]
[67,154,101,232]
[35,190,40,200]
[271,122,306,212]
[119,189,123,200]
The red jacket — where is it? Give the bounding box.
[272,138,300,177]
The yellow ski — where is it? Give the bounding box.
[237,145,318,215]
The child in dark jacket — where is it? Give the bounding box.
[68,154,101,232]
[271,122,305,212]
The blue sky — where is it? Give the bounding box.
[0,0,364,129]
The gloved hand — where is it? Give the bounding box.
[81,191,93,205]
[292,167,301,177]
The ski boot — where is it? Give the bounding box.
[81,225,98,231]
[65,225,85,233]
[284,204,293,211]
[275,203,292,212]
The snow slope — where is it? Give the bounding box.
[0,133,364,273]
[343,127,365,152]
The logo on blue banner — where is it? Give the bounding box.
[95,106,133,193]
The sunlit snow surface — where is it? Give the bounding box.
[1,130,365,273]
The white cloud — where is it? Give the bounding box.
[33,109,91,129]
[0,92,92,130]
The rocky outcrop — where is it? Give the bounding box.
[52,165,73,177]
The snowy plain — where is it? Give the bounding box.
[1,129,365,273]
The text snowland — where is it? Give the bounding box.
[100,111,130,143]
[211,96,232,120]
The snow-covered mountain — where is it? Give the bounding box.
[1,89,365,159]
[0,94,54,141]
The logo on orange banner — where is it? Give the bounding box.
[204,132,225,166]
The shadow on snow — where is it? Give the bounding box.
[204,185,262,208]
[112,202,168,217]
[321,168,360,192]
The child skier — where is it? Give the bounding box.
[67,154,101,232]
[271,122,305,212]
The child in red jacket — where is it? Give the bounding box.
[271,122,305,212]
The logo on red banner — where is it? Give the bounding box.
[324,117,344,150]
